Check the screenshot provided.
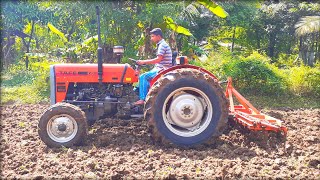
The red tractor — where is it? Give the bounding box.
[38,7,287,148]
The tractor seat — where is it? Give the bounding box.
[172,51,178,66]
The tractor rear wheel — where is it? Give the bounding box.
[38,103,88,147]
[145,68,228,146]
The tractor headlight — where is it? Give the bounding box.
[113,46,124,55]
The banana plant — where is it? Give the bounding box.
[164,16,193,36]
[196,0,229,18]
[164,0,228,36]
[47,22,68,42]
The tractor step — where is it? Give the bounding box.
[225,77,287,136]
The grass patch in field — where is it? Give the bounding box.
[1,61,51,105]
[1,70,37,87]
[1,85,49,104]
[245,94,320,109]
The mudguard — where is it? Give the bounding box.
[150,65,219,87]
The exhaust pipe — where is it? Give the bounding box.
[96,6,103,84]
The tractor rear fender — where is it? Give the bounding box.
[150,65,219,86]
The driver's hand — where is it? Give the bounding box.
[136,60,145,65]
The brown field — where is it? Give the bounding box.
[1,104,319,179]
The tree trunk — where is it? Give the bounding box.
[268,33,276,58]
[256,29,260,50]
[3,33,17,69]
[3,33,11,69]
[25,20,36,70]
[308,51,314,67]
[169,32,177,51]
[102,44,116,63]
[286,39,292,54]
[309,33,315,66]
[299,36,302,52]
[231,25,236,52]
[144,22,153,58]
[177,35,182,53]
[35,36,40,49]
[317,37,320,64]
[67,25,75,42]
[300,36,307,65]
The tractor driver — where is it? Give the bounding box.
[134,28,173,105]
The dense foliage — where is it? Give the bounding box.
[220,53,286,95]
[1,0,319,105]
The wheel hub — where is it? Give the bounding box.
[47,115,78,143]
[182,106,191,116]
[168,94,204,128]
[58,124,67,132]
[162,87,213,137]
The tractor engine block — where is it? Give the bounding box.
[65,83,140,122]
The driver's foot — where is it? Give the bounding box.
[134,100,145,105]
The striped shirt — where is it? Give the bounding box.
[155,39,172,69]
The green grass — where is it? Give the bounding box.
[1,64,50,104]
[245,94,320,109]
[1,71,37,87]
[1,85,49,104]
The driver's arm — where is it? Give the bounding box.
[137,55,163,65]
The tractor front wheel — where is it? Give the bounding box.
[38,103,88,147]
[145,68,228,146]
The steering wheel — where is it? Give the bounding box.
[128,58,147,67]
[128,58,138,63]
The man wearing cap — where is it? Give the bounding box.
[134,28,173,105]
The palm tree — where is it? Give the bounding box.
[295,16,320,66]
[295,16,320,37]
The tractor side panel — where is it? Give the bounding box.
[52,64,138,103]
[150,65,219,87]
[55,81,70,104]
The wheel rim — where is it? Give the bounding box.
[162,87,213,137]
[47,114,78,143]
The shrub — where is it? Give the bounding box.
[276,53,301,68]
[29,60,52,97]
[1,60,54,104]
[192,49,238,78]
[219,52,287,95]
[1,70,36,87]
[1,85,46,104]
[285,66,320,97]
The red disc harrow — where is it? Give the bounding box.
[225,77,287,136]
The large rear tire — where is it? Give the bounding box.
[145,68,228,146]
[38,103,88,147]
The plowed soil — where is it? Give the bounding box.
[1,104,319,179]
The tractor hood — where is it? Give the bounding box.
[52,63,138,84]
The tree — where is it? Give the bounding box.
[2,1,41,69]
[295,16,320,36]
[295,16,320,66]
[220,1,258,52]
